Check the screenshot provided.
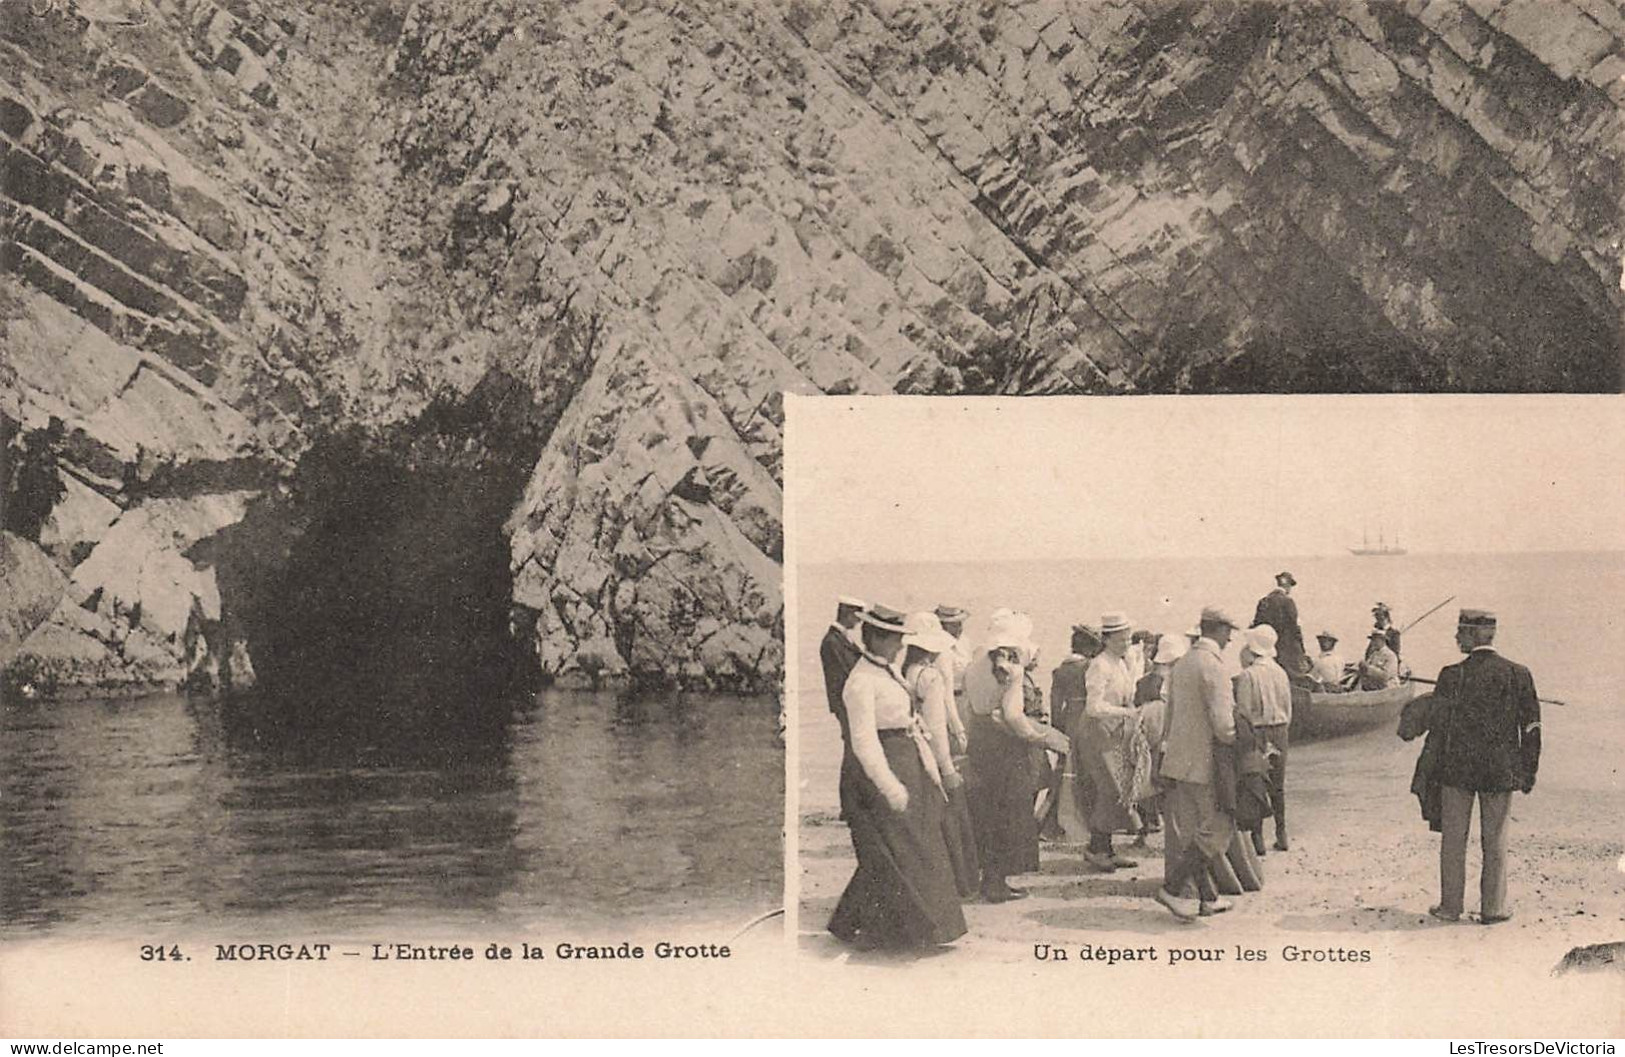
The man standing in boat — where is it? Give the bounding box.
[1252,572,1307,676]
[1427,609,1541,925]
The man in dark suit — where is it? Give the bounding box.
[820,596,866,744]
[1428,609,1541,925]
[1252,571,1307,676]
[1040,624,1101,841]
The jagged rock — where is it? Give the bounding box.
[0,531,66,669]
[509,337,782,690]
[11,493,252,690]
[15,598,181,693]
[37,473,123,569]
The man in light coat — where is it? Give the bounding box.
[1155,606,1241,921]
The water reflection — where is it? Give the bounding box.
[2,689,781,936]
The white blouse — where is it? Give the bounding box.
[842,654,916,800]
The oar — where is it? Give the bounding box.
[1399,595,1456,635]
[1404,675,1567,707]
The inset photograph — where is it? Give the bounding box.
[787,396,1624,991]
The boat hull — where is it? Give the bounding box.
[1290,681,1419,740]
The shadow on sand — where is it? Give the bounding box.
[1274,905,1452,932]
[1023,903,1207,934]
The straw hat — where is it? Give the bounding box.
[1200,606,1242,629]
[934,604,970,625]
[1244,625,1278,659]
[1316,629,1339,644]
[903,611,956,655]
[837,595,866,610]
[1100,611,1132,635]
[1458,608,1496,628]
[1071,623,1104,652]
[1153,635,1187,665]
[857,605,908,634]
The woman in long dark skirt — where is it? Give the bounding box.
[828,606,967,949]
[963,611,1072,903]
[902,612,980,899]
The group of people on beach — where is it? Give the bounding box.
[819,572,1543,950]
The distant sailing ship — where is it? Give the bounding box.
[1349,527,1406,556]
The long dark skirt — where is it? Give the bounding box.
[941,783,980,899]
[966,713,1040,883]
[1074,713,1138,835]
[829,733,967,949]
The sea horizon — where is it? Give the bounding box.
[800,545,1625,568]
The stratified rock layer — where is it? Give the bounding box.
[3,0,1621,692]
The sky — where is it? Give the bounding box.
[785,394,1625,564]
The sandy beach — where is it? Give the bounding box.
[794,696,1625,1036]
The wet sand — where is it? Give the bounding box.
[795,701,1625,1035]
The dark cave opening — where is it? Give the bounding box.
[210,374,548,747]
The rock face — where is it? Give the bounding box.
[3,0,1621,695]
[0,531,66,671]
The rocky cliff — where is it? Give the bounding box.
[3,0,1621,697]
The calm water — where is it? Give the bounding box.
[2,689,782,937]
[797,550,1625,806]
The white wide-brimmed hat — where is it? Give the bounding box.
[903,611,956,655]
[1244,625,1278,658]
[985,610,1036,656]
[1100,611,1132,635]
[1153,635,1187,665]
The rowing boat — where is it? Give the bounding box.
[1289,679,1419,740]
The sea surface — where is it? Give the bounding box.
[796,550,1624,814]
[2,689,782,938]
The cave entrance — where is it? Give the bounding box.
[214,379,546,749]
